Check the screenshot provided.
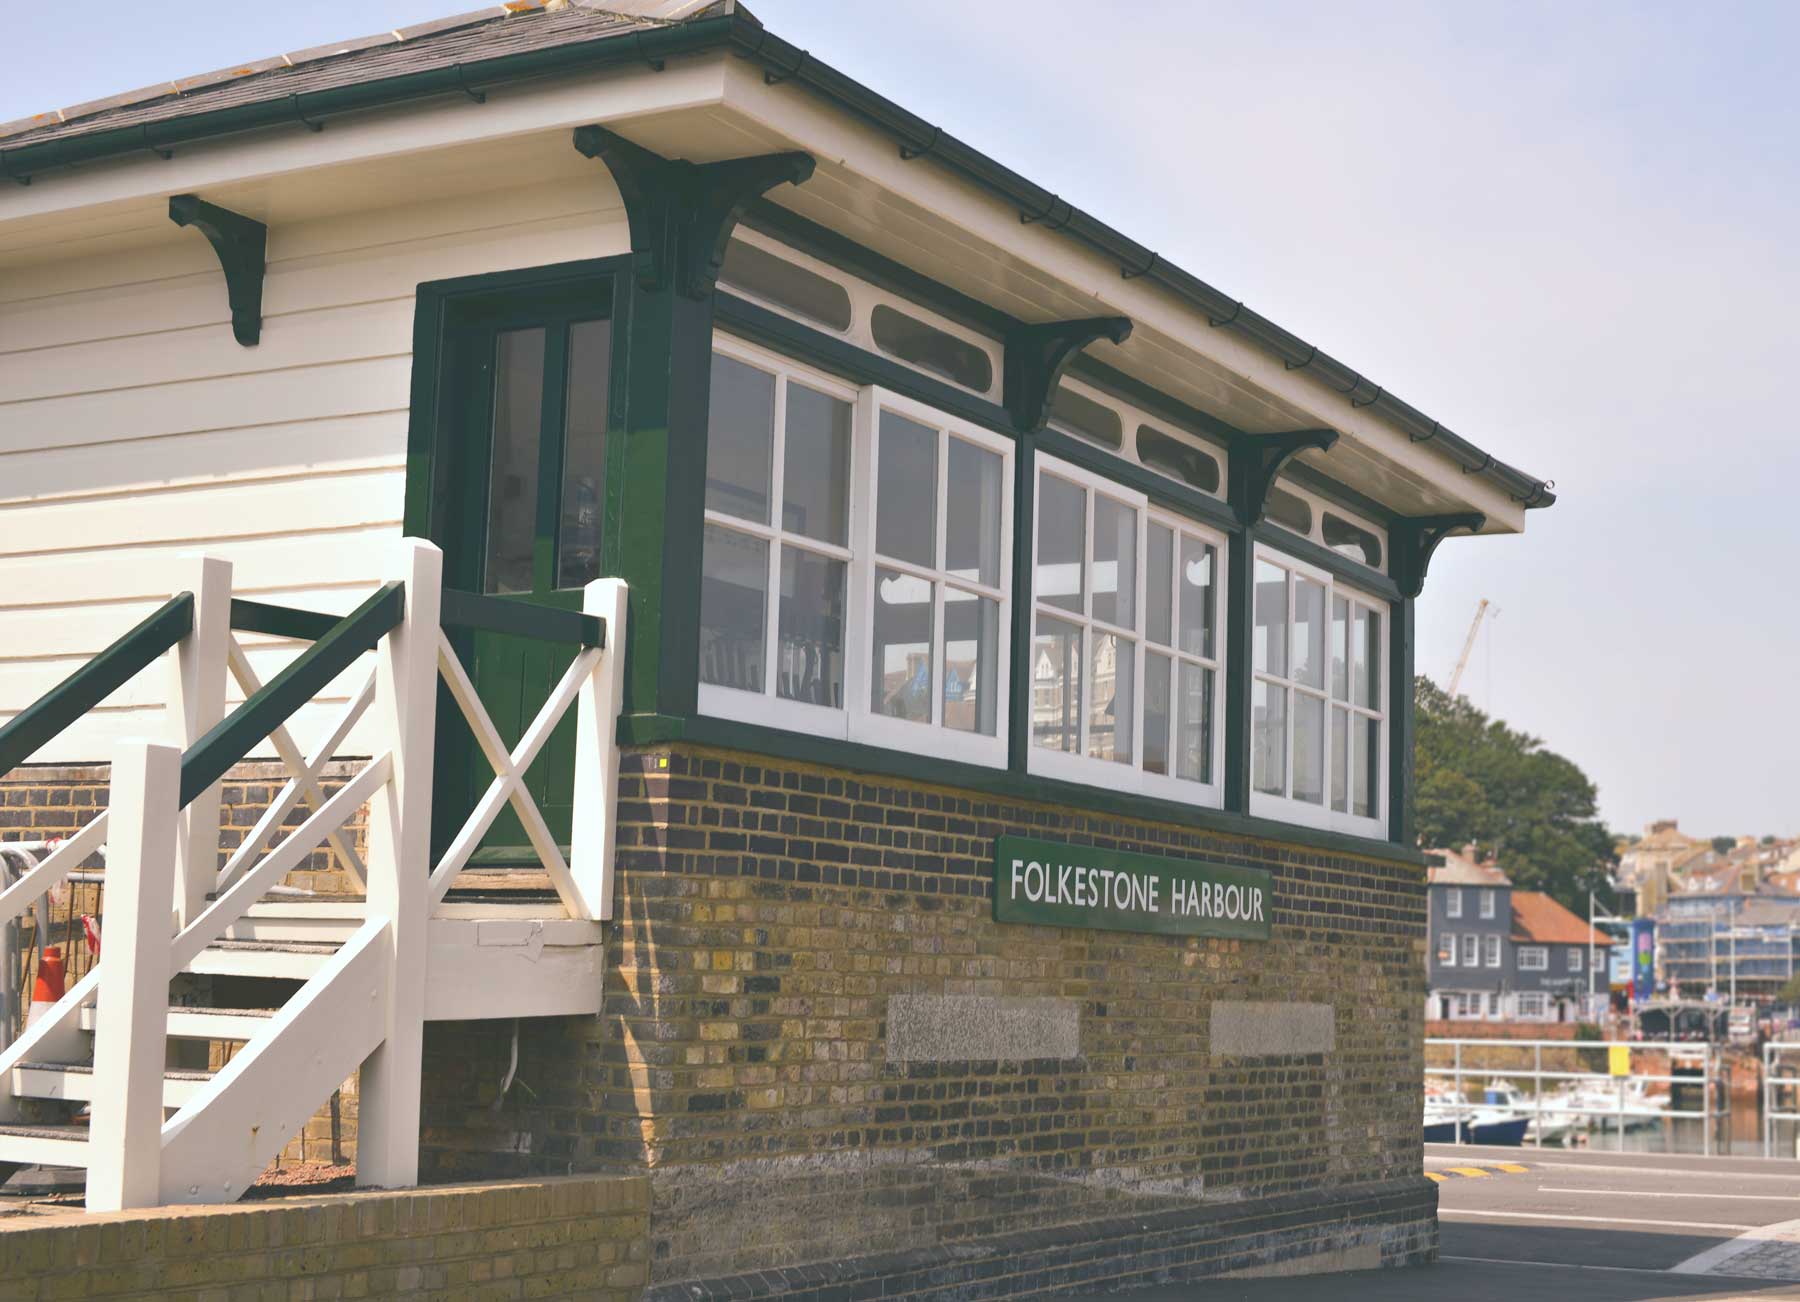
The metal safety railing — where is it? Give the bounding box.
[1425,1036,1726,1154]
[1763,1041,1800,1158]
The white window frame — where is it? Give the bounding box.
[1445,889,1463,919]
[1479,888,1496,919]
[1025,453,1227,807]
[1247,545,1389,837]
[1568,947,1584,972]
[1459,934,1478,967]
[698,337,1014,767]
[1518,946,1548,971]
[1440,932,1457,967]
[1484,934,1501,968]
[1516,992,1550,1021]
[1258,477,1389,575]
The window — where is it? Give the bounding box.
[1445,889,1463,919]
[1569,947,1584,972]
[1479,888,1496,919]
[871,304,994,393]
[1264,479,1388,575]
[1027,455,1225,804]
[1136,425,1221,494]
[1518,946,1548,971]
[1460,934,1478,967]
[1440,932,1457,966]
[1264,486,1312,535]
[1484,935,1501,968]
[1249,548,1386,833]
[698,338,1012,762]
[1516,992,1550,1020]
[720,240,853,333]
[1048,386,1124,451]
[1322,512,1382,568]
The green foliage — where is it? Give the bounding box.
[1711,835,1736,855]
[1413,675,1615,914]
[1779,973,1800,1006]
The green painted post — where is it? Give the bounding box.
[1388,596,1416,846]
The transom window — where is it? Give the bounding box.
[1027,455,1225,805]
[698,336,1012,763]
[1249,548,1386,835]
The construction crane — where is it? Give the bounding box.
[1447,599,1490,697]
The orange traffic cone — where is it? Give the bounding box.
[25,945,64,1027]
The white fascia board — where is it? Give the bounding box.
[717,60,1526,533]
[0,56,731,233]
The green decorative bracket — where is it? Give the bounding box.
[573,125,815,299]
[1232,428,1339,525]
[168,194,266,347]
[1003,317,1133,433]
[1390,513,1486,598]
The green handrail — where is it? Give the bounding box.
[440,587,603,648]
[0,593,194,778]
[229,598,340,642]
[179,583,405,807]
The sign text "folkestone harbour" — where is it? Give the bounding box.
[993,836,1273,940]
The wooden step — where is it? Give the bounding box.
[12,1061,213,1108]
[185,939,340,980]
[0,1122,89,1170]
[226,901,365,946]
[79,1005,277,1041]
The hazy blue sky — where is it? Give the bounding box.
[7,2,1795,838]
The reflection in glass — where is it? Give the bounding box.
[1088,634,1133,763]
[876,411,939,567]
[1136,425,1221,494]
[1357,607,1382,709]
[943,589,999,735]
[1179,536,1216,660]
[557,319,611,589]
[1293,692,1325,804]
[1294,577,1326,689]
[484,327,546,595]
[777,548,845,707]
[1092,497,1136,629]
[705,354,775,524]
[719,240,853,332]
[1031,615,1082,753]
[1177,662,1213,784]
[1049,386,1123,450]
[1355,716,1379,818]
[1252,680,1287,796]
[946,439,1003,587]
[782,384,852,545]
[1331,596,1349,701]
[870,304,994,391]
[1265,486,1313,534]
[1323,513,1383,568]
[699,526,768,693]
[1146,524,1173,647]
[1143,651,1171,776]
[1036,475,1086,615]
[1331,706,1349,812]
[1253,560,1287,676]
[871,567,933,722]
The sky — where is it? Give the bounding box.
[6,1,1796,839]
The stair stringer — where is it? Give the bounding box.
[0,968,101,1124]
[157,919,390,1205]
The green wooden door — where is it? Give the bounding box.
[430,278,616,865]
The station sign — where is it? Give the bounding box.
[993,835,1273,940]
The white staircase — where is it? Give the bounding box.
[0,540,626,1209]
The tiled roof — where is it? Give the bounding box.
[1511,891,1610,946]
[1424,846,1510,887]
[0,1,716,146]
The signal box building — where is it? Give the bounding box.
[0,1,1554,1294]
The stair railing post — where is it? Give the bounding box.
[169,554,232,927]
[357,539,441,1189]
[570,578,629,922]
[86,740,180,1212]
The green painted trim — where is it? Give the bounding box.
[0,594,194,778]
[1003,317,1133,434]
[1221,518,1254,815]
[181,583,403,807]
[1249,522,1403,601]
[1389,596,1416,847]
[229,598,338,642]
[1007,430,1037,773]
[167,195,265,348]
[440,588,602,648]
[616,710,1424,868]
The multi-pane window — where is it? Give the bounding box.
[1459,934,1478,967]
[1480,889,1497,919]
[1440,933,1457,967]
[1518,946,1548,971]
[1516,992,1550,1019]
[1568,947,1584,972]
[1445,889,1463,919]
[1027,455,1224,804]
[1484,935,1501,968]
[697,338,1012,761]
[1249,548,1386,834]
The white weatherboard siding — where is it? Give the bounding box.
[0,179,630,764]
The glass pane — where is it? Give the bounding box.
[870,304,994,391]
[1294,577,1326,689]
[719,240,853,332]
[1293,692,1325,804]
[1331,596,1349,701]
[1177,662,1213,784]
[1265,486,1312,534]
[1143,651,1172,776]
[1178,536,1216,660]
[1146,523,1173,647]
[1253,560,1287,677]
[557,319,610,589]
[876,410,938,567]
[943,588,1000,736]
[1048,386,1123,450]
[1035,474,1086,614]
[871,567,933,722]
[777,548,845,708]
[1252,681,1287,796]
[699,525,767,694]
[1355,606,1382,708]
[1088,634,1133,763]
[705,353,775,524]
[1092,496,1136,629]
[484,327,546,595]
[945,438,1003,588]
[1136,425,1220,494]
[1323,513,1383,568]
[1031,614,1082,753]
[1331,706,1349,812]
[1354,716,1380,818]
[782,383,852,545]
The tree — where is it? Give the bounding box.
[1711,836,1736,855]
[1414,676,1615,914]
[1780,972,1800,1007]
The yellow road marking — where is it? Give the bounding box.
[1491,1162,1529,1173]
[1424,1172,1446,1183]
[1445,1167,1491,1178]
